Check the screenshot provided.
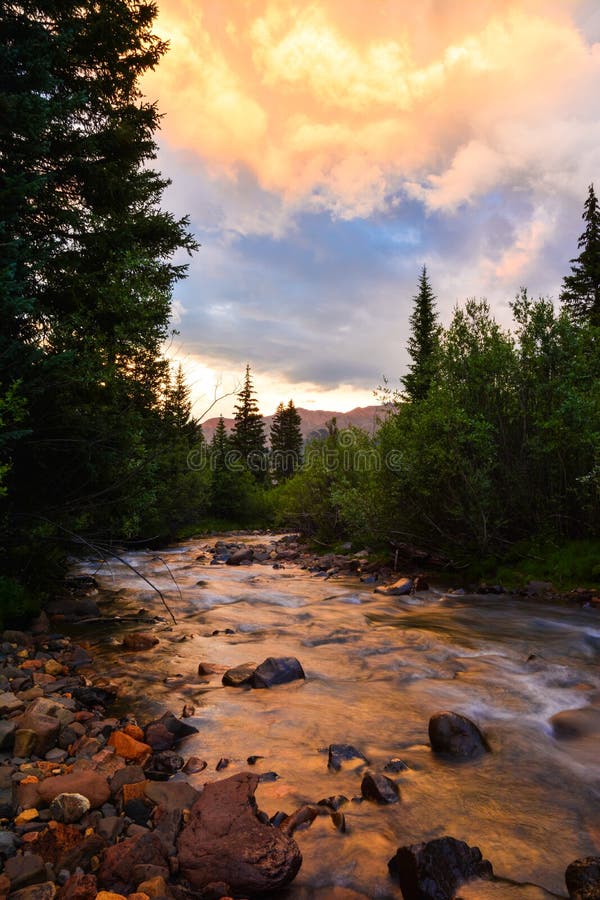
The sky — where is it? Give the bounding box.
[143,0,600,418]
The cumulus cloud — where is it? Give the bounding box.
[145,0,600,222]
[144,1,600,409]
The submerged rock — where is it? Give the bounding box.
[122,632,159,651]
[251,657,305,688]
[177,772,302,894]
[565,857,600,900]
[327,744,369,771]
[360,772,399,804]
[428,711,489,758]
[388,835,493,899]
[222,664,256,687]
[226,548,254,566]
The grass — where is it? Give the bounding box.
[473,539,600,591]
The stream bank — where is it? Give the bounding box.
[1,533,600,899]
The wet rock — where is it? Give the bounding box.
[36,770,111,809]
[122,633,159,652]
[56,872,97,900]
[181,704,195,718]
[0,829,20,859]
[34,821,83,868]
[97,815,125,842]
[246,755,263,765]
[565,857,600,900]
[384,758,409,773]
[178,772,302,894]
[154,806,183,855]
[56,832,107,874]
[144,722,175,751]
[109,765,146,795]
[251,657,305,688]
[375,577,413,596]
[551,708,600,740]
[124,797,154,826]
[216,758,229,771]
[4,853,47,890]
[49,793,90,824]
[107,730,152,764]
[360,773,399,804]
[71,685,116,709]
[137,875,169,898]
[225,548,254,566]
[279,805,319,835]
[327,744,369,771]
[388,836,493,899]
[147,750,184,775]
[0,718,16,749]
[428,711,489,758]
[14,713,60,758]
[98,832,169,895]
[144,780,199,813]
[0,691,25,715]
[149,711,198,743]
[222,664,256,687]
[182,757,207,775]
[8,882,57,900]
[258,771,279,783]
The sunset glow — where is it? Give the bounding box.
[145,0,600,415]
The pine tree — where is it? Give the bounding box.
[0,2,198,580]
[402,266,441,401]
[270,400,303,479]
[560,184,600,326]
[210,416,231,472]
[231,365,266,474]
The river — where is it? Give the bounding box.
[71,535,600,899]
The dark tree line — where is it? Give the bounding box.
[0,1,205,600]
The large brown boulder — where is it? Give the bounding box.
[177,772,302,894]
[428,711,489,758]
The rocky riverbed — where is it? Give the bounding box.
[1,533,599,899]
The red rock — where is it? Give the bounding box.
[97,833,169,895]
[36,770,110,809]
[57,872,97,900]
[107,731,152,764]
[178,772,301,894]
[144,723,174,751]
[35,821,82,866]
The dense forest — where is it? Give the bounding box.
[1,2,599,620]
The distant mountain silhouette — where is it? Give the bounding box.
[200,404,385,443]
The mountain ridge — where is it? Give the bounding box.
[200,404,384,443]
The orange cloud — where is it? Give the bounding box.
[144,1,600,219]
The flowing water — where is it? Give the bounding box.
[71,536,600,899]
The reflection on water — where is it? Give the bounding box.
[72,537,600,899]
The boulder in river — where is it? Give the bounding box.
[360,772,399,804]
[375,577,413,596]
[388,835,494,899]
[251,657,306,688]
[328,744,369,771]
[222,663,256,687]
[177,771,302,894]
[226,547,254,566]
[428,711,489,758]
[565,857,600,900]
